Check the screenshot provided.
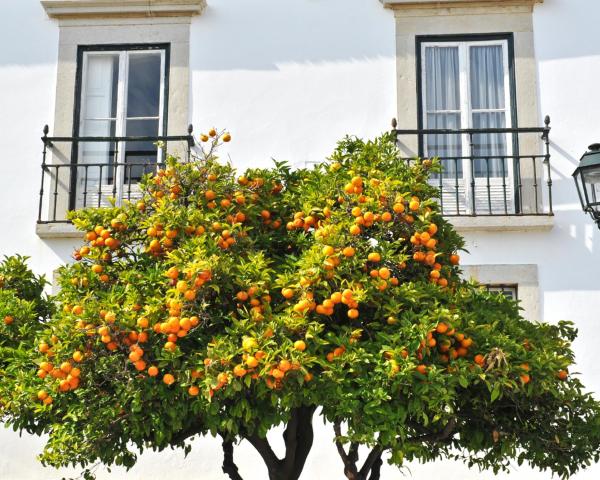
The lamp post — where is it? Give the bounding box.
[573,144,600,229]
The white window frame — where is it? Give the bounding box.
[420,39,514,214]
[78,48,166,203]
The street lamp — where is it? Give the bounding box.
[573,143,600,228]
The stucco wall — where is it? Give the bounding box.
[0,0,599,479]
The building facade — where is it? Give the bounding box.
[0,0,599,478]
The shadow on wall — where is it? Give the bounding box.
[190,0,395,71]
[0,0,58,66]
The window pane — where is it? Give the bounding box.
[425,46,460,111]
[79,119,117,167]
[124,119,159,182]
[472,112,507,177]
[127,53,162,118]
[470,45,505,110]
[81,54,119,121]
[426,112,463,178]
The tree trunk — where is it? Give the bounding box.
[245,406,316,480]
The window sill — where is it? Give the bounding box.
[36,223,82,239]
[41,0,206,19]
[447,215,554,233]
[380,0,542,9]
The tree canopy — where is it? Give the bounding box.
[1,131,599,480]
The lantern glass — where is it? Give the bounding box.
[581,166,600,212]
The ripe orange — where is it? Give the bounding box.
[557,369,568,381]
[233,365,247,377]
[294,340,306,352]
[347,308,359,319]
[188,385,200,396]
[163,374,175,385]
[349,225,361,235]
[279,359,292,372]
[148,366,159,377]
[520,374,531,384]
[342,246,356,257]
[409,200,420,211]
[416,364,428,375]
[367,252,381,263]
[474,354,485,366]
[246,356,259,368]
[72,351,84,362]
[450,254,460,265]
[435,322,448,334]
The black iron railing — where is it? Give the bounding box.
[393,116,552,216]
[38,125,195,223]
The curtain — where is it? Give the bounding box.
[470,45,508,178]
[424,46,462,179]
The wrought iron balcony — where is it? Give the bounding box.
[38,125,195,224]
[393,116,552,217]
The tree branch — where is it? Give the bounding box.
[333,420,359,479]
[289,406,316,480]
[245,433,282,473]
[221,437,244,480]
[359,446,383,478]
[367,454,383,480]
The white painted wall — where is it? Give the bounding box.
[0,0,599,478]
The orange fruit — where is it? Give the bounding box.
[347,308,359,319]
[342,246,356,257]
[367,252,381,263]
[416,364,428,375]
[557,369,568,381]
[349,225,361,235]
[188,385,200,396]
[163,374,175,385]
[278,359,292,372]
[450,254,460,265]
[294,340,306,352]
[435,323,448,334]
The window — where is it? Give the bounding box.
[418,35,517,214]
[74,44,169,208]
[485,284,518,301]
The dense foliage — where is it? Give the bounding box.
[1,131,599,480]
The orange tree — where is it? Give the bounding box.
[1,131,600,480]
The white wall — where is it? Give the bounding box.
[0,0,599,479]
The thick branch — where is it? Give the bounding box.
[333,420,359,479]
[221,437,244,480]
[282,406,301,473]
[289,406,316,479]
[367,454,383,480]
[359,446,383,478]
[245,433,281,472]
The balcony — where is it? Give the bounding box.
[36,125,195,238]
[393,116,553,232]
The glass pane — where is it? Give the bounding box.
[127,53,162,118]
[81,54,119,120]
[124,119,159,183]
[472,112,507,178]
[426,112,463,179]
[79,119,117,168]
[583,168,600,205]
[425,46,460,111]
[470,45,505,110]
